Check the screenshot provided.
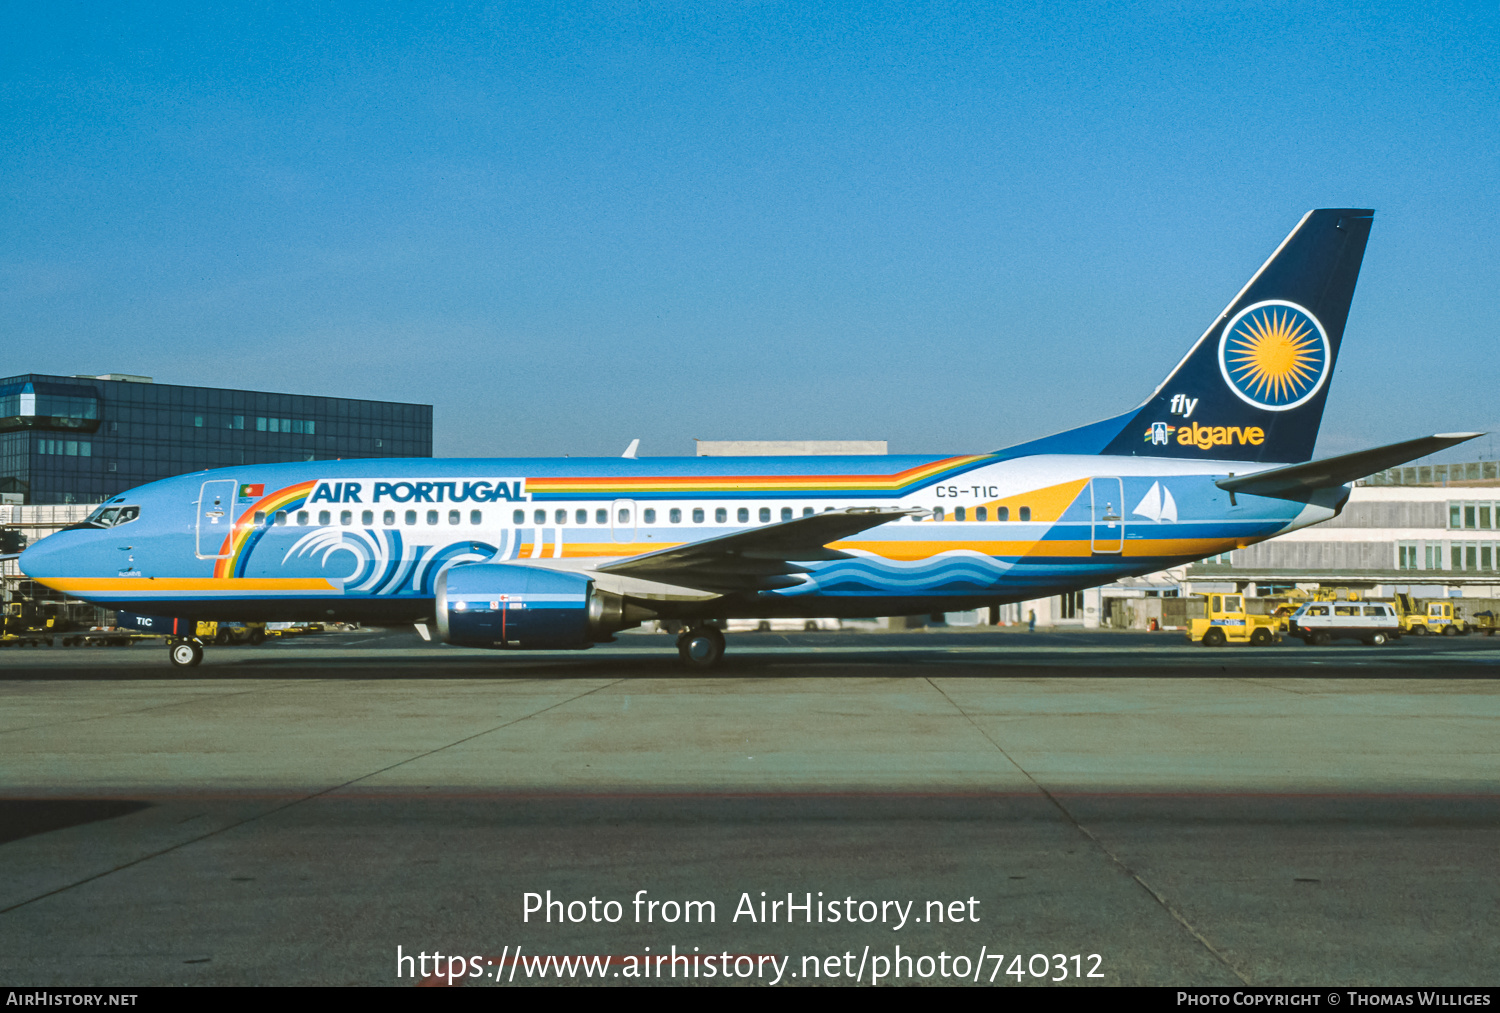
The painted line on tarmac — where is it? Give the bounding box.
[922,675,1253,986]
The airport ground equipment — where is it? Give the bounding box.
[1187,593,1282,646]
[1286,600,1401,645]
[0,602,53,647]
[1394,594,1468,636]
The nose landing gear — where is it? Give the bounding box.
[169,639,204,667]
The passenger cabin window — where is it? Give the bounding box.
[383,510,395,526]
[955,506,967,521]
[933,507,945,522]
[975,507,988,521]
[534,509,546,524]
[575,509,587,525]
[470,510,482,525]
[998,507,1009,521]
[596,509,607,524]
[362,510,374,525]
[737,507,749,523]
[715,508,727,523]
[1019,507,1031,522]
[451,510,462,525]
[512,510,523,524]
[405,510,417,525]
[693,508,705,524]
[644,508,656,524]
[426,510,438,525]
[555,509,567,525]
[670,508,682,523]
[781,508,792,521]
[254,511,266,525]
[618,508,630,524]
[297,511,309,526]
[759,507,771,523]
[274,511,288,526]
[318,510,331,526]
[341,510,353,526]
[803,508,814,517]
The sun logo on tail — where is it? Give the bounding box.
[1217,300,1330,411]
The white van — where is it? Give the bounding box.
[1288,602,1401,646]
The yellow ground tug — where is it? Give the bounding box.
[1394,594,1468,637]
[1187,592,1282,646]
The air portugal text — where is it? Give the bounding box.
[307,480,528,505]
[1179,423,1265,451]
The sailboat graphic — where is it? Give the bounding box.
[1132,481,1178,523]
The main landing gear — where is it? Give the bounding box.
[169,638,204,667]
[676,625,726,668]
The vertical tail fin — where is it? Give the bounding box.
[1006,209,1374,464]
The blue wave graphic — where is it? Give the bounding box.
[787,551,1015,597]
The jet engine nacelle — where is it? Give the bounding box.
[435,563,651,649]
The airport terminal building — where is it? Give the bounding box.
[0,373,432,506]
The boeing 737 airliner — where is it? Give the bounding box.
[17,209,1481,666]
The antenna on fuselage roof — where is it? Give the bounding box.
[622,439,640,459]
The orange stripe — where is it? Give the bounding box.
[526,455,991,495]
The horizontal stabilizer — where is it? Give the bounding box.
[600,506,920,593]
[1216,433,1483,502]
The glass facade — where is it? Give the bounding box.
[0,374,432,505]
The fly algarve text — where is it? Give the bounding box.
[524,889,980,928]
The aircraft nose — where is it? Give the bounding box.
[18,529,85,580]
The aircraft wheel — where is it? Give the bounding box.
[1201,628,1225,647]
[1311,631,1332,646]
[169,640,204,668]
[1368,632,1388,646]
[1250,628,1273,646]
[677,626,726,668]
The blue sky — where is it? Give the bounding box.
[3,2,1497,462]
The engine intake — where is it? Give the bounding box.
[435,563,651,649]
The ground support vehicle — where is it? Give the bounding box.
[205,621,267,645]
[1470,611,1497,635]
[725,618,841,632]
[1287,601,1402,645]
[1187,593,1282,646]
[1394,595,1468,637]
[0,605,53,647]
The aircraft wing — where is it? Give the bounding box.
[1215,433,1483,502]
[597,507,922,593]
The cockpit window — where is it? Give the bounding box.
[66,503,140,531]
